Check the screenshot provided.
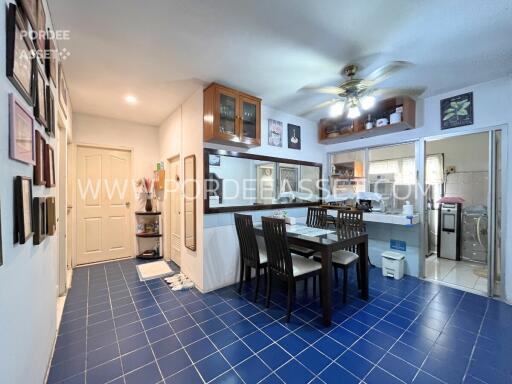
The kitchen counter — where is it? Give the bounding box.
[326,209,419,226]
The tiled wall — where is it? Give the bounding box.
[445,171,488,207]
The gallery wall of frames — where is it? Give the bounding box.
[3,0,70,264]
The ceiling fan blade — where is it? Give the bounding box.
[300,86,346,95]
[300,99,340,117]
[373,87,426,98]
[362,61,411,86]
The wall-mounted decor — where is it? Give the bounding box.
[14,176,33,244]
[34,130,46,185]
[441,92,473,130]
[45,33,58,86]
[36,0,46,51]
[287,123,301,150]
[34,63,48,127]
[58,62,68,119]
[46,196,56,235]
[268,119,283,147]
[9,93,35,165]
[46,86,55,137]
[44,144,56,187]
[184,155,196,251]
[32,197,46,245]
[18,0,38,30]
[209,154,221,166]
[6,4,35,105]
[279,166,299,193]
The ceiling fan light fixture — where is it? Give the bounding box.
[360,95,376,110]
[347,104,361,119]
[329,101,345,118]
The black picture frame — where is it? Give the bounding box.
[34,130,46,185]
[440,92,474,130]
[14,176,33,244]
[18,0,38,31]
[46,196,56,236]
[33,197,47,245]
[6,3,35,106]
[45,32,58,86]
[287,123,301,150]
[34,63,48,127]
[46,86,55,137]
[44,143,55,187]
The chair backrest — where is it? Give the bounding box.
[261,217,293,280]
[337,209,364,230]
[306,206,327,228]
[234,213,260,267]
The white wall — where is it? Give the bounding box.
[0,1,68,383]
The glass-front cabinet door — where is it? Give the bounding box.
[239,96,260,145]
[216,87,239,139]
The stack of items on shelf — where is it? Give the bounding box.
[164,273,194,291]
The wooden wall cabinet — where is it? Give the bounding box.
[204,83,261,147]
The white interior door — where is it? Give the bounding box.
[76,146,132,265]
[169,157,181,265]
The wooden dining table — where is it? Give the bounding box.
[253,224,369,326]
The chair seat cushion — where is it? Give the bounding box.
[259,250,267,264]
[332,250,359,266]
[289,245,316,257]
[291,255,321,277]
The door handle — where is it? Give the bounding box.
[125,202,130,207]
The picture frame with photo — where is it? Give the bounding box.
[34,130,46,185]
[14,176,33,244]
[287,123,301,150]
[36,0,46,51]
[9,93,35,165]
[58,62,68,119]
[32,197,47,245]
[34,63,48,127]
[440,92,474,130]
[268,119,283,147]
[18,0,38,31]
[46,196,56,236]
[46,86,55,137]
[6,3,35,106]
[44,144,56,187]
[45,33,58,86]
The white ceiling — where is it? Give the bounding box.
[48,0,512,126]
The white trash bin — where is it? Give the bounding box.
[382,251,405,279]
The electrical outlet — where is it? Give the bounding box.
[446,165,456,173]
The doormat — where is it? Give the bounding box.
[136,261,174,281]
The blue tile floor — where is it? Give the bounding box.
[47,259,512,384]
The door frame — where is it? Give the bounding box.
[73,142,134,267]
[165,155,181,265]
[419,124,507,297]
[57,120,67,295]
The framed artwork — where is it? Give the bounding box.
[36,0,46,51]
[33,197,47,245]
[209,154,221,166]
[14,176,33,244]
[58,62,68,118]
[18,0,38,30]
[46,86,55,137]
[441,92,473,130]
[268,119,283,147]
[279,166,299,193]
[46,196,56,236]
[34,130,46,185]
[287,123,301,150]
[46,34,58,86]
[6,3,35,105]
[44,144,56,187]
[9,93,35,165]
[184,155,196,251]
[34,63,48,127]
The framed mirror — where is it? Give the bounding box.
[204,149,323,213]
[184,155,196,251]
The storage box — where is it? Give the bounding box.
[382,251,405,279]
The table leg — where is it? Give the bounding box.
[358,238,369,300]
[321,248,332,326]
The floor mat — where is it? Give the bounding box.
[136,260,174,281]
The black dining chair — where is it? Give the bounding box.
[262,217,322,322]
[288,207,327,257]
[234,213,268,303]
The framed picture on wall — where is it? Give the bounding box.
[6,4,35,106]
[268,119,283,147]
[14,176,33,244]
[34,130,46,185]
[32,197,47,245]
[18,0,38,30]
[279,166,299,193]
[287,123,301,150]
[58,62,68,119]
[45,33,58,86]
[9,93,35,165]
[34,63,48,127]
[440,92,474,130]
[36,0,46,51]
[46,196,56,236]
[46,86,55,137]
[44,144,56,187]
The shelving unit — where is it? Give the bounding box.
[135,211,163,259]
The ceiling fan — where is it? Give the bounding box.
[301,61,424,119]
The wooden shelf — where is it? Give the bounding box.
[136,233,162,238]
[135,211,161,216]
[318,96,415,145]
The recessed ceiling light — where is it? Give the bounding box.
[124,95,137,105]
